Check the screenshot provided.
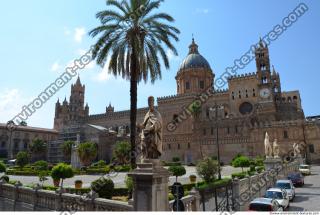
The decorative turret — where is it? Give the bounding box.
[106,103,114,114]
[85,103,89,116]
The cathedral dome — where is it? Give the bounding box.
[179,38,211,71]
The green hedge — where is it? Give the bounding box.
[163,162,181,166]
[6,169,42,176]
[114,165,131,172]
[197,178,232,191]
[231,172,247,179]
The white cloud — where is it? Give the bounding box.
[74,27,86,43]
[0,89,30,123]
[0,88,55,128]
[50,61,61,72]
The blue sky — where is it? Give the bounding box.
[0,0,319,129]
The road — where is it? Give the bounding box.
[289,165,320,211]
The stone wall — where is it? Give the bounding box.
[0,183,133,211]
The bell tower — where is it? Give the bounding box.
[255,39,271,84]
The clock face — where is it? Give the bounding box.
[260,88,271,99]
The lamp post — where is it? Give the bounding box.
[210,103,223,180]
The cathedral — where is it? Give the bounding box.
[53,38,320,164]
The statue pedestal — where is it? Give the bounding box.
[71,147,81,169]
[264,157,282,171]
[128,159,171,211]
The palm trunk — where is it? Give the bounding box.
[130,51,138,170]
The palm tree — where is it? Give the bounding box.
[77,142,98,166]
[61,140,74,162]
[29,139,47,162]
[113,141,131,165]
[89,0,180,168]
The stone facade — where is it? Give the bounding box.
[0,123,58,159]
[53,38,320,164]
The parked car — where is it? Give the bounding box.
[288,172,304,187]
[249,198,283,211]
[299,164,311,175]
[264,188,290,209]
[275,180,295,201]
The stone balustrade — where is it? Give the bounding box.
[232,161,299,211]
[0,183,133,211]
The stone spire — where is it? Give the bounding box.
[76,75,81,86]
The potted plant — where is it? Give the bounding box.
[52,177,60,187]
[189,174,197,183]
[51,163,74,188]
[75,180,83,189]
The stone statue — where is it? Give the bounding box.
[293,142,301,157]
[264,132,273,158]
[273,139,280,158]
[139,96,163,160]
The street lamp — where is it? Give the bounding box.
[209,103,224,180]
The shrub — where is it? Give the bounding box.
[86,166,110,175]
[61,141,74,161]
[33,160,48,171]
[0,162,6,173]
[196,157,219,183]
[231,156,250,172]
[256,166,265,173]
[91,178,114,199]
[6,169,38,176]
[115,165,131,172]
[125,175,133,198]
[255,156,265,167]
[113,141,131,165]
[38,171,48,186]
[16,151,30,169]
[168,165,186,182]
[97,160,106,167]
[249,165,256,172]
[51,163,74,188]
[77,142,98,166]
[197,178,232,191]
[231,172,247,179]
[211,156,218,160]
[165,162,181,166]
[0,175,9,183]
[172,157,180,162]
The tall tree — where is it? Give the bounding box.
[61,141,74,162]
[29,139,47,162]
[89,0,180,168]
[77,142,98,166]
[113,141,131,165]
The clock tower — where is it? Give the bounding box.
[255,39,277,120]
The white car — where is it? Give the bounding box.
[299,164,311,175]
[264,188,290,209]
[275,180,295,201]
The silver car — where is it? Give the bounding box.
[275,180,295,201]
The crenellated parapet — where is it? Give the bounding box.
[87,107,150,121]
[228,72,257,81]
